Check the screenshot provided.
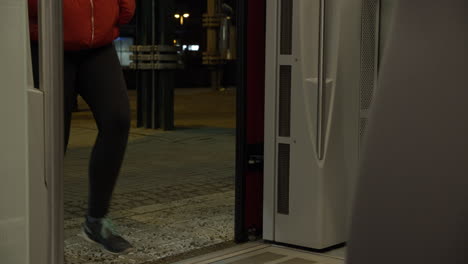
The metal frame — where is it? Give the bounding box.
[263,0,279,242]
[235,0,268,243]
[38,0,64,263]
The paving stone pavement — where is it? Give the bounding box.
[64,126,236,264]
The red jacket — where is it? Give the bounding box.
[28,0,135,51]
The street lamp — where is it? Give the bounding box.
[174,13,190,25]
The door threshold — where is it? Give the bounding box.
[172,241,345,264]
[173,242,269,264]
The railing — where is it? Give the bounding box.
[129,45,183,70]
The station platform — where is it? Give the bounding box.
[64,88,237,263]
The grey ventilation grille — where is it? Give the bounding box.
[280,0,293,55]
[360,0,379,111]
[277,143,290,215]
[360,0,380,146]
[279,65,292,137]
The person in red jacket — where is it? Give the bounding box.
[29,0,136,254]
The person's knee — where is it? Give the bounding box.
[101,109,131,135]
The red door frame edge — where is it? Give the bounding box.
[235,0,267,242]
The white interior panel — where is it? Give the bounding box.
[0,0,31,263]
[264,0,363,249]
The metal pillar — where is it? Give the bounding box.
[135,0,177,130]
[203,0,223,91]
[136,0,154,128]
[203,1,237,91]
[156,0,176,130]
[207,0,220,91]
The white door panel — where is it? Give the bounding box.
[0,0,32,263]
[264,0,364,249]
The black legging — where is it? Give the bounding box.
[31,43,130,218]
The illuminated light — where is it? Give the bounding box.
[175,13,189,25]
[173,39,177,44]
[188,45,200,51]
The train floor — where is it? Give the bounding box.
[63,88,237,264]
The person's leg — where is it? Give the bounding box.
[77,44,131,219]
[77,44,132,254]
[63,54,79,152]
[72,96,79,112]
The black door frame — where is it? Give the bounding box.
[234,0,248,243]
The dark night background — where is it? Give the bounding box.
[120,0,238,89]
